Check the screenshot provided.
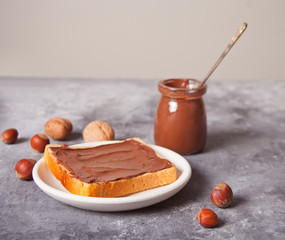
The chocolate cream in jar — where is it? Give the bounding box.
[154,79,207,154]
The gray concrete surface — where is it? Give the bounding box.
[0,77,285,239]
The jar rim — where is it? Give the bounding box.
[158,78,207,98]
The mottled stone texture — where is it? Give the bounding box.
[0,77,285,240]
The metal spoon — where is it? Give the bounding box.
[199,22,248,87]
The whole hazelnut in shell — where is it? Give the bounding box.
[45,117,73,140]
[196,208,219,228]
[15,159,37,180]
[83,120,114,142]
[210,182,233,208]
[1,128,18,144]
[30,133,50,153]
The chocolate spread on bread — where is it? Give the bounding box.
[49,139,172,183]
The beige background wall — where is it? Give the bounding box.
[0,0,284,81]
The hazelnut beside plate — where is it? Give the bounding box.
[15,159,37,180]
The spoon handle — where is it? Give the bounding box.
[200,23,248,87]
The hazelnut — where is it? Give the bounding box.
[1,128,18,144]
[210,182,233,208]
[30,133,50,153]
[196,208,219,228]
[15,159,37,180]
[45,117,73,140]
[83,120,114,142]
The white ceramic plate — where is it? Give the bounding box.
[33,141,192,212]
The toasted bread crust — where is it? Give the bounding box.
[43,138,177,197]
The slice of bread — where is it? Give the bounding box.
[43,138,177,198]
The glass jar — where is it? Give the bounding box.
[154,79,207,154]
